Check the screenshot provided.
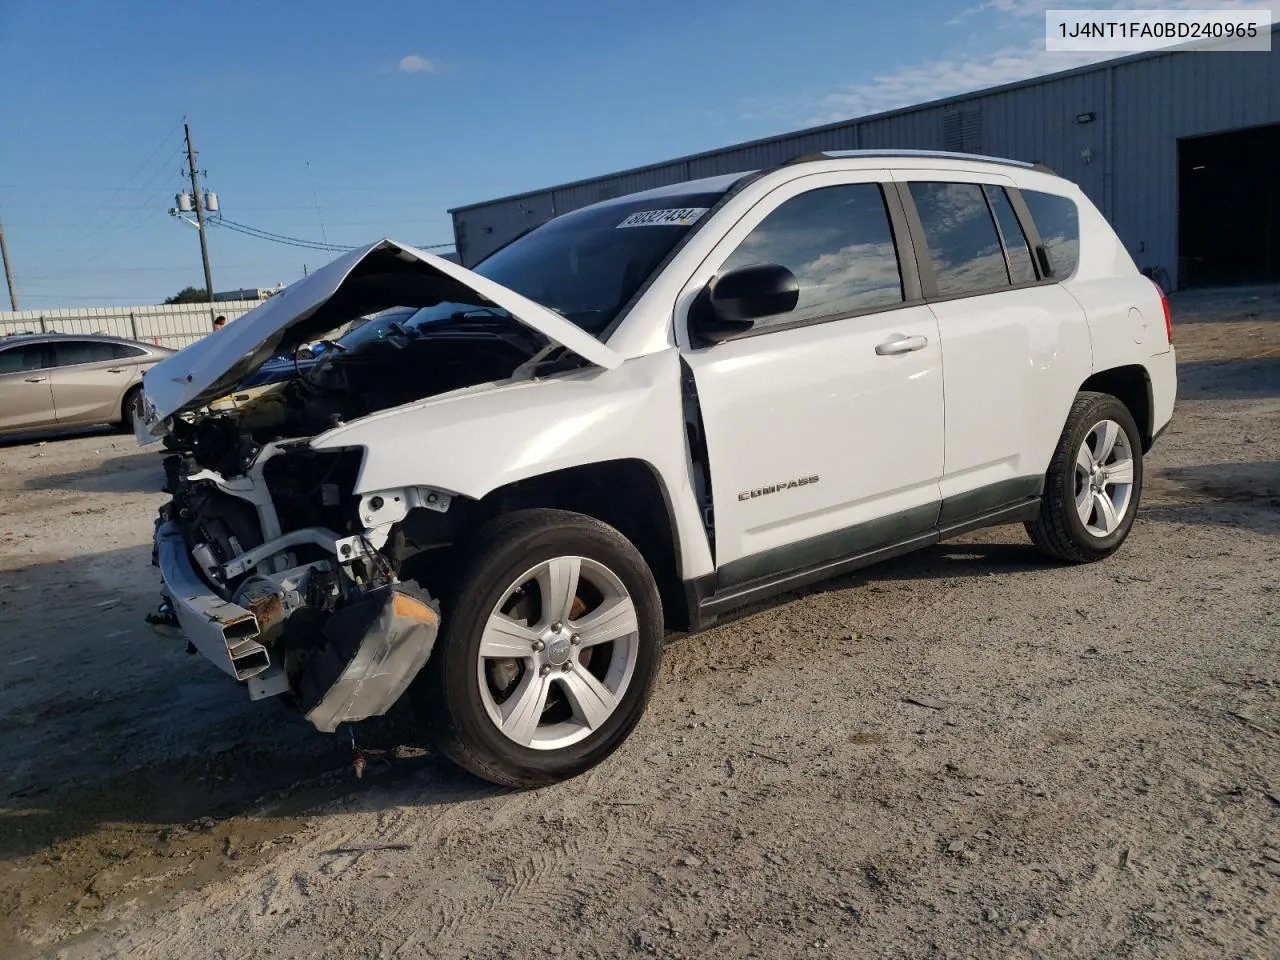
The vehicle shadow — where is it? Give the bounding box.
[0,543,488,874]
[0,425,119,448]
[696,530,1060,635]
[21,449,168,494]
[695,458,1279,632]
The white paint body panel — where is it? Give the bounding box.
[925,285,1092,497]
[1147,346,1177,436]
[682,308,944,567]
[309,350,716,581]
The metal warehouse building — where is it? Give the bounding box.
[450,27,1279,290]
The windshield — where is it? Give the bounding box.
[334,307,423,350]
[469,189,731,337]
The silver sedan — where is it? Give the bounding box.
[0,333,177,437]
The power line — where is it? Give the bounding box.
[211,216,453,252]
[41,125,184,265]
[3,216,452,228]
[212,217,352,251]
[16,261,273,279]
[305,161,330,246]
[31,157,183,282]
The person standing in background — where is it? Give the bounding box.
[212,315,226,331]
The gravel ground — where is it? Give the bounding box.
[1,287,1277,960]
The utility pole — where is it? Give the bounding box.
[0,216,18,310]
[183,121,215,307]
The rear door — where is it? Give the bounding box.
[678,171,945,588]
[47,339,134,425]
[0,341,55,432]
[893,172,1092,522]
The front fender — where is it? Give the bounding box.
[309,350,715,580]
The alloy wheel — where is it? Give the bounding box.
[1074,419,1135,537]
[476,556,640,750]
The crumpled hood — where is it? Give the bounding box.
[135,239,622,436]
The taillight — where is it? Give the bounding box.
[1152,279,1172,345]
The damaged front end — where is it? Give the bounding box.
[151,442,442,731]
[138,239,618,732]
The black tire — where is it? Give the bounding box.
[120,385,143,433]
[413,508,664,788]
[1026,391,1144,563]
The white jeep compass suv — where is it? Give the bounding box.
[136,150,1176,787]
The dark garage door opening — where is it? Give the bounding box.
[1179,123,1280,288]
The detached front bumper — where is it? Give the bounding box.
[156,522,271,680]
[153,521,440,731]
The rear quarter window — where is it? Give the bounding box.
[1022,190,1080,278]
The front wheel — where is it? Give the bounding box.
[1026,391,1144,563]
[414,509,664,788]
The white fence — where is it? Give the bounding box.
[0,300,263,350]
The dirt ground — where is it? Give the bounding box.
[1,287,1277,960]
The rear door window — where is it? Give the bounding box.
[52,340,118,367]
[110,343,147,359]
[908,182,1010,298]
[720,182,904,327]
[0,343,46,374]
[1022,190,1080,277]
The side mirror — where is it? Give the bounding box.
[691,263,800,344]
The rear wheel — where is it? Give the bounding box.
[1027,391,1144,563]
[414,509,664,788]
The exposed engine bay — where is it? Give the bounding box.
[165,312,546,479]
[145,245,593,731]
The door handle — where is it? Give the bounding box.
[107,367,126,373]
[24,376,48,383]
[875,334,928,356]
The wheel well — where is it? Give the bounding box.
[401,460,688,632]
[1081,366,1153,450]
[120,384,142,424]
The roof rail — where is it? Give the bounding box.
[783,149,1056,175]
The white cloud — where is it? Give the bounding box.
[821,45,1108,119]
[744,0,1265,127]
[741,44,1107,127]
[397,54,436,75]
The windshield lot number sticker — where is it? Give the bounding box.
[617,207,708,228]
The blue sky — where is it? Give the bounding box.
[0,0,1252,306]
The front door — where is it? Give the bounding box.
[0,341,55,432]
[678,172,945,589]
